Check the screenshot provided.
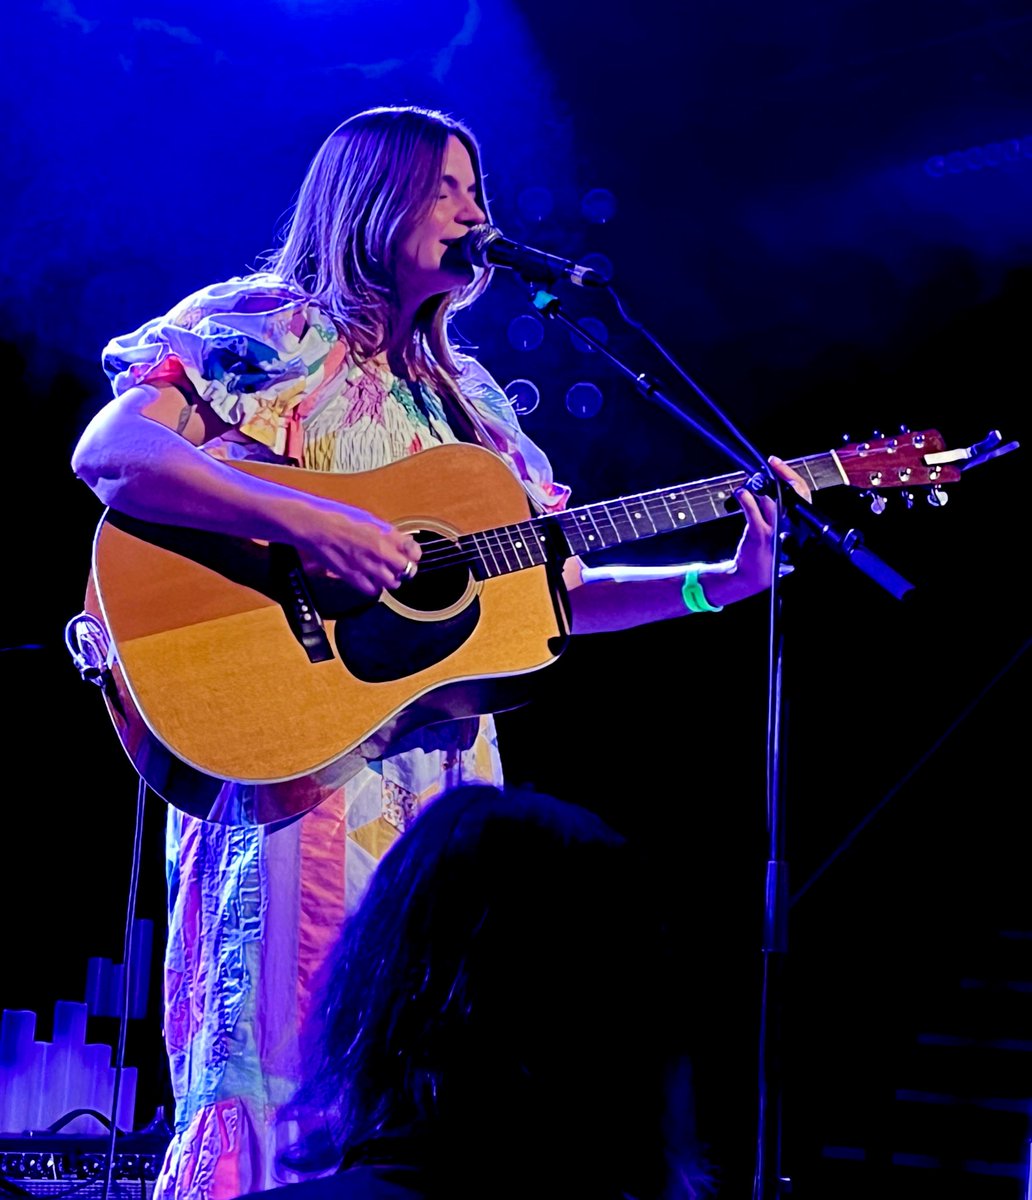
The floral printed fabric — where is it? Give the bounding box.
[102,274,569,1200]
[102,272,571,511]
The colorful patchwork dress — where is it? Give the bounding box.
[100,273,571,1200]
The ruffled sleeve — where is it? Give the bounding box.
[100,274,341,460]
[454,354,572,514]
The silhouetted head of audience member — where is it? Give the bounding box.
[278,782,711,1200]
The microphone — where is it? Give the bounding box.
[455,224,611,289]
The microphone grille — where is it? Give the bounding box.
[461,223,503,265]
[468,223,502,247]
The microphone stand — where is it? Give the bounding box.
[521,279,915,1200]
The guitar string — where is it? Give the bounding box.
[409,496,701,575]
[405,451,837,574]
[396,446,896,576]
[409,475,757,572]
[410,494,736,576]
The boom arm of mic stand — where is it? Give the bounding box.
[784,494,915,601]
[528,283,913,600]
[528,285,763,475]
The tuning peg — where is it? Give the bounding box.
[899,423,910,434]
[871,429,883,440]
[841,432,851,444]
[865,490,888,515]
[902,490,915,510]
[927,486,949,507]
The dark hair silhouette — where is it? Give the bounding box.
[282,783,711,1200]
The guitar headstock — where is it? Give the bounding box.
[835,429,963,491]
[829,428,1018,512]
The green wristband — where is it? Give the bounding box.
[681,568,724,614]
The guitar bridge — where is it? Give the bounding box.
[271,545,334,664]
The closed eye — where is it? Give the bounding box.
[442,174,479,197]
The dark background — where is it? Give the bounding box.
[2,2,1029,1196]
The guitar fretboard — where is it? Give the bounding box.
[457,451,844,579]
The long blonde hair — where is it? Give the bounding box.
[264,105,493,392]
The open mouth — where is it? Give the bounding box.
[440,240,473,271]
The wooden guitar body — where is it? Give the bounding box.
[84,445,571,821]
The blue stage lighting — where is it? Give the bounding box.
[568,316,609,353]
[504,378,541,415]
[517,186,554,222]
[565,381,603,418]
[580,188,617,224]
[507,313,545,352]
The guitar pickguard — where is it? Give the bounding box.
[333,539,482,683]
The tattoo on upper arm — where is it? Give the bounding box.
[174,397,197,436]
[170,386,198,434]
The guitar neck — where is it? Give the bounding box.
[459,450,845,577]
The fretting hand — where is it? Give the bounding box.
[725,454,811,598]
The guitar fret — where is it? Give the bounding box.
[466,521,549,577]
[797,459,821,493]
[494,525,518,574]
[514,521,548,566]
[705,484,731,520]
[584,506,606,548]
[646,488,697,531]
[502,522,543,570]
[599,503,622,545]
[648,493,673,529]
[520,519,553,565]
[678,490,700,525]
[653,491,680,531]
[795,452,843,491]
[473,528,504,578]
[620,495,658,537]
[606,497,642,542]
[562,506,604,554]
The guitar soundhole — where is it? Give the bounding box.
[390,529,472,614]
[334,529,481,684]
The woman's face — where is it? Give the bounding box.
[395,134,486,308]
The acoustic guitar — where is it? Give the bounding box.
[73,429,1000,821]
